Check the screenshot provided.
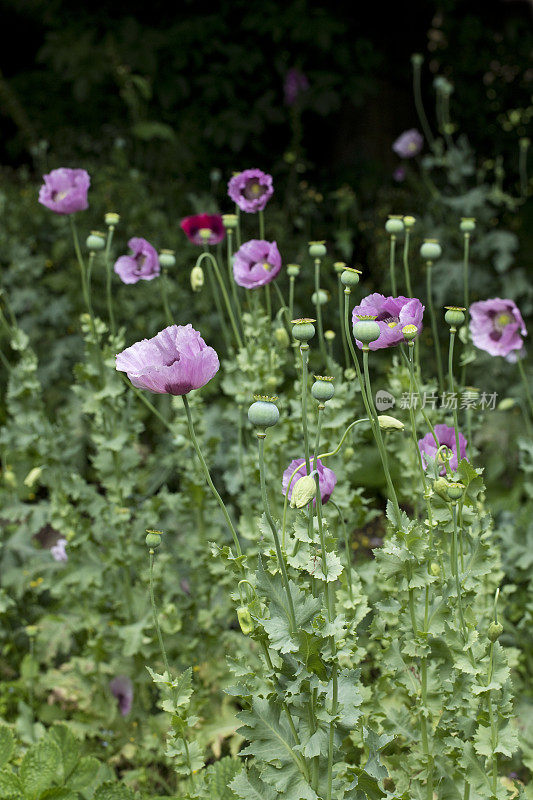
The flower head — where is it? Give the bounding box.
[469,298,527,357]
[50,538,68,562]
[284,68,309,106]
[38,168,90,215]
[392,129,423,159]
[228,169,273,213]
[352,293,424,350]
[393,166,406,182]
[418,423,468,475]
[282,458,337,506]
[110,676,133,716]
[116,324,219,395]
[233,239,281,289]
[180,214,226,246]
[114,238,160,285]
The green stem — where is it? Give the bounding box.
[289,276,295,322]
[265,283,272,322]
[330,499,353,600]
[258,209,265,240]
[412,58,435,148]
[517,358,533,418]
[326,664,338,800]
[460,233,471,387]
[426,261,444,392]
[227,229,245,338]
[519,139,529,200]
[160,270,174,326]
[197,252,243,349]
[104,225,117,336]
[403,228,413,297]
[314,258,327,366]
[448,329,462,461]
[257,435,298,635]
[182,395,242,557]
[338,277,349,370]
[389,235,397,295]
[69,217,96,336]
[301,345,311,472]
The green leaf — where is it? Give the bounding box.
[67,757,101,791]
[229,766,277,800]
[363,727,393,780]
[206,757,240,800]
[0,728,14,770]
[93,782,134,800]
[48,726,78,781]
[20,739,61,800]
[0,769,22,799]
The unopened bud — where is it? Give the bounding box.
[190,265,204,292]
[378,415,404,430]
[237,606,254,635]
[274,327,290,348]
[488,621,503,642]
[290,474,317,508]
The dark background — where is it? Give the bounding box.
[0,0,531,198]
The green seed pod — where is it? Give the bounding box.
[403,215,416,229]
[287,263,301,277]
[385,215,404,235]
[222,213,238,229]
[460,217,476,233]
[447,482,465,501]
[311,376,335,403]
[444,306,466,328]
[274,327,290,348]
[353,317,380,345]
[145,530,162,549]
[159,249,176,268]
[105,212,120,226]
[402,324,419,342]
[430,562,441,577]
[324,329,335,342]
[311,289,329,306]
[308,241,327,258]
[190,265,204,292]
[420,239,442,261]
[237,606,254,635]
[411,53,424,67]
[341,267,361,288]
[488,621,503,642]
[290,474,317,508]
[378,415,404,430]
[333,261,347,274]
[292,318,316,342]
[433,477,451,501]
[86,231,106,251]
[248,398,279,428]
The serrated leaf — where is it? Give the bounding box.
[0,769,22,799]
[20,739,61,800]
[67,757,101,791]
[229,766,277,800]
[48,726,78,781]
[0,728,14,770]
[206,757,240,800]
[93,782,134,800]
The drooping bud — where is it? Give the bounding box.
[378,415,404,430]
[237,606,254,635]
[308,241,327,258]
[190,265,204,292]
[86,231,106,251]
[420,239,442,261]
[274,327,290,348]
[290,474,318,508]
[311,376,335,403]
[159,249,176,269]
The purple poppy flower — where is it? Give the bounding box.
[227,169,273,213]
[284,68,309,106]
[282,458,337,505]
[233,239,282,289]
[352,293,424,350]
[50,538,68,562]
[116,324,219,395]
[392,129,423,159]
[393,166,406,182]
[38,168,90,215]
[469,298,527,358]
[110,676,133,716]
[114,237,160,285]
[418,423,468,475]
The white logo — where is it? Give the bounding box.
[375,390,395,411]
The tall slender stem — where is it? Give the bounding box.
[258,209,265,240]
[257,435,297,634]
[389,235,397,296]
[448,329,462,461]
[104,225,116,336]
[330,499,352,600]
[412,57,435,148]
[314,258,327,365]
[460,233,471,387]
[182,395,242,557]
[226,229,244,338]
[197,252,243,349]
[301,345,311,472]
[160,270,174,326]
[289,276,295,322]
[517,358,533,418]
[338,277,349,369]
[426,261,444,392]
[403,228,413,297]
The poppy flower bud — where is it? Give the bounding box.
[353,316,380,345]
[159,250,176,268]
[308,241,326,258]
[433,477,450,501]
[312,289,329,306]
[341,267,362,288]
[378,415,404,430]
[420,239,442,261]
[488,621,503,642]
[290,474,318,508]
[292,318,316,342]
[287,263,301,277]
[385,215,404,235]
[411,53,424,67]
[333,261,347,274]
[248,397,279,429]
[222,214,238,229]
[460,218,476,233]
[403,215,416,228]
[447,482,465,501]
[237,606,254,635]
[190,265,204,292]
[324,329,335,342]
[498,397,516,411]
[86,231,106,251]
[105,212,120,227]
[444,306,466,329]
[344,446,355,459]
[430,562,441,576]
[312,376,335,403]
[274,327,290,348]
[145,530,162,549]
